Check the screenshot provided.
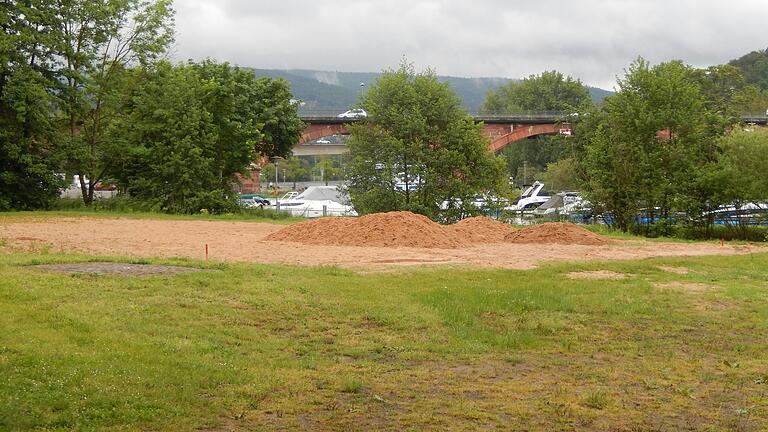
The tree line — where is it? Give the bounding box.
[3,2,767,235]
[1,0,302,213]
[345,58,768,236]
[578,59,768,236]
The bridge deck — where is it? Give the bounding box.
[299,113,768,125]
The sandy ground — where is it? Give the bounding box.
[0,217,762,270]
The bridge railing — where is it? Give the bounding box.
[474,111,575,122]
[298,108,361,117]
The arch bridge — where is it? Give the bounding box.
[295,112,571,156]
[238,113,768,192]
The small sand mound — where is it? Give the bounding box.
[266,211,468,248]
[505,222,609,246]
[448,216,515,244]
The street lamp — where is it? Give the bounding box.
[359,82,365,100]
[272,159,279,189]
[271,156,282,207]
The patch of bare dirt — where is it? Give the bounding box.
[567,270,628,280]
[447,216,515,244]
[505,222,609,246]
[0,216,763,270]
[266,211,467,248]
[654,282,717,293]
[658,266,691,275]
[32,262,204,276]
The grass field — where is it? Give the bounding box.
[1,249,767,431]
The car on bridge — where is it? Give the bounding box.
[337,109,367,119]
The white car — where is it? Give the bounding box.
[337,109,367,119]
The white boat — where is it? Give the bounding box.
[506,181,551,211]
[273,186,357,217]
[534,192,586,215]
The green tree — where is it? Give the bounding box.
[542,157,580,192]
[0,0,65,210]
[345,62,507,221]
[499,136,571,186]
[315,157,340,185]
[731,85,768,115]
[284,157,309,189]
[715,128,768,207]
[480,70,591,114]
[580,58,720,232]
[729,47,768,90]
[53,0,175,205]
[188,61,303,181]
[480,71,590,184]
[691,64,745,119]
[108,62,221,212]
[108,61,302,213]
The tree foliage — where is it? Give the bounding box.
[51,0,175,205]
[480,70,591,114]
[580,58,721,232]
[729,47,768,91]
[345,63,507,221]
[715,128,768,206]
[499,136,571,186]
[107,61,302,213]
[541,157,579,192]
[731,85,768,115]
[479,70,591,187]
[0,0,66,210]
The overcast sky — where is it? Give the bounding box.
[171,0,768,89]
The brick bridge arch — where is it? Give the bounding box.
[484,124,560,152]
[300,121,562,152]
[300,124,349,144]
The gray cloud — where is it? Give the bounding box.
[171,0,768,89]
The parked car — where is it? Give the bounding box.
[337,109,367,119]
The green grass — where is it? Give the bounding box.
[1,251,767,430]
[582,390,610,410]
[341,378,364,394]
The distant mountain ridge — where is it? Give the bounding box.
[251,68,613,114]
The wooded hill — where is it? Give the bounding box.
[252,68,613,113]
[729,47,768,90]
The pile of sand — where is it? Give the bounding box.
[447,216,515,244]
[266,211,469,248]
[505,222,609,246]
[268,213,607,249]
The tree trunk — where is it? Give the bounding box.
[78,174,92,206]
